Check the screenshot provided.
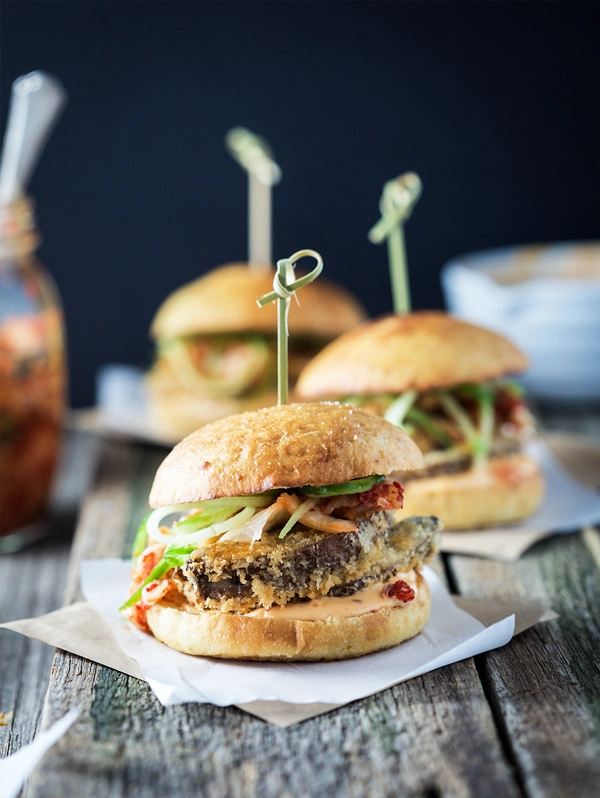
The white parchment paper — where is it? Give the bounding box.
[0,587,556,726]
[0,710,79,798]
[79,560,514,707]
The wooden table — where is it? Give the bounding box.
[1,404,600,798]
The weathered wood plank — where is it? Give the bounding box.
[0,431,97,759]
[28,657,521,798]
[62,440,150,603]
[26,437,521,798]
[448,532,600,798]
[0,540,70,758]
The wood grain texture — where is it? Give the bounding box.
[0,431,97,759]
[0,540,70,758]
[28,658,519,798]
[448,532,600,798]
[25,437,520,798]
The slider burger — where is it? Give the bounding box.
[296,312,545,530]
[146,264,366,438]
[121,401,442,661]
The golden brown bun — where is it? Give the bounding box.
[145,359,279,440]
[149,402,424,507]
[396,453,544,530]
[150,262,367,341]
[146,572,430,661]
[296,311,529,398]
[146,384,280,441]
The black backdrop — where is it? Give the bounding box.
[1,1,598,407]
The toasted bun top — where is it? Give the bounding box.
[149,401,424,507]
[150,263,367,341]
[296,312,529,398]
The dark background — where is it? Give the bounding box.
[2,1,598,408]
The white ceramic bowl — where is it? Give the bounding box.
[441,242,600,400]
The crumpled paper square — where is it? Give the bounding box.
[0,561,557,726]
[79,560,516,710]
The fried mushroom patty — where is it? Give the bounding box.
[176,512,441,613]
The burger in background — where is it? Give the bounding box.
[296,311,545,530]
[145,263,366,438]
[121,401,442,661]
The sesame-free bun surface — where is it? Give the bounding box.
[149,402,424,507]
[296,311,529,398]
[150,262,367,341]
[145,369,279,441]
[396,453,544,530]
[146,572,430,661]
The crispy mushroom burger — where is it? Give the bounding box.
[146,264,367,438]
[121,402,442,661]
[296,312,545,530]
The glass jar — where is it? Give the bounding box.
[0,195,67,552]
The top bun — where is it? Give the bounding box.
[150,263,367,341]
[296,312,528,398]
[149,402,424,507]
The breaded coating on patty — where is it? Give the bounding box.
[176,513,441,613]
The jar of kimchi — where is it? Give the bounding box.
[0,195,67,551]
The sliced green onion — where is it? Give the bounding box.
[171,509,232,536]
[165,506,256,551]
[477,391,495,467]
[146,502,208,543]
[132,513,151,558]
[455,382,495,404]
[498,379,526,399]
[120,507,259,613]
[146,495,274,543]
[405,406,454,448]
[163,544,196,563]
[119,560,174,612]
[438,389,494,466]
[384,390,418,427]
[279,498,317,539]
[456,384,497,466]
[174,496,273,533]
[438,391,478,443]
[298,474,385,497]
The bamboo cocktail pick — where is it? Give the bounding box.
[257,249,323,404]
[225,127,282,273]
[368,172,422,314]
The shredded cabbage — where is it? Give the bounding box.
[145,495,272,544]
[165,506,256,551]
[218,503,285,544]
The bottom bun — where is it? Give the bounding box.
[146,572,431,661]
[395,453,545,530]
